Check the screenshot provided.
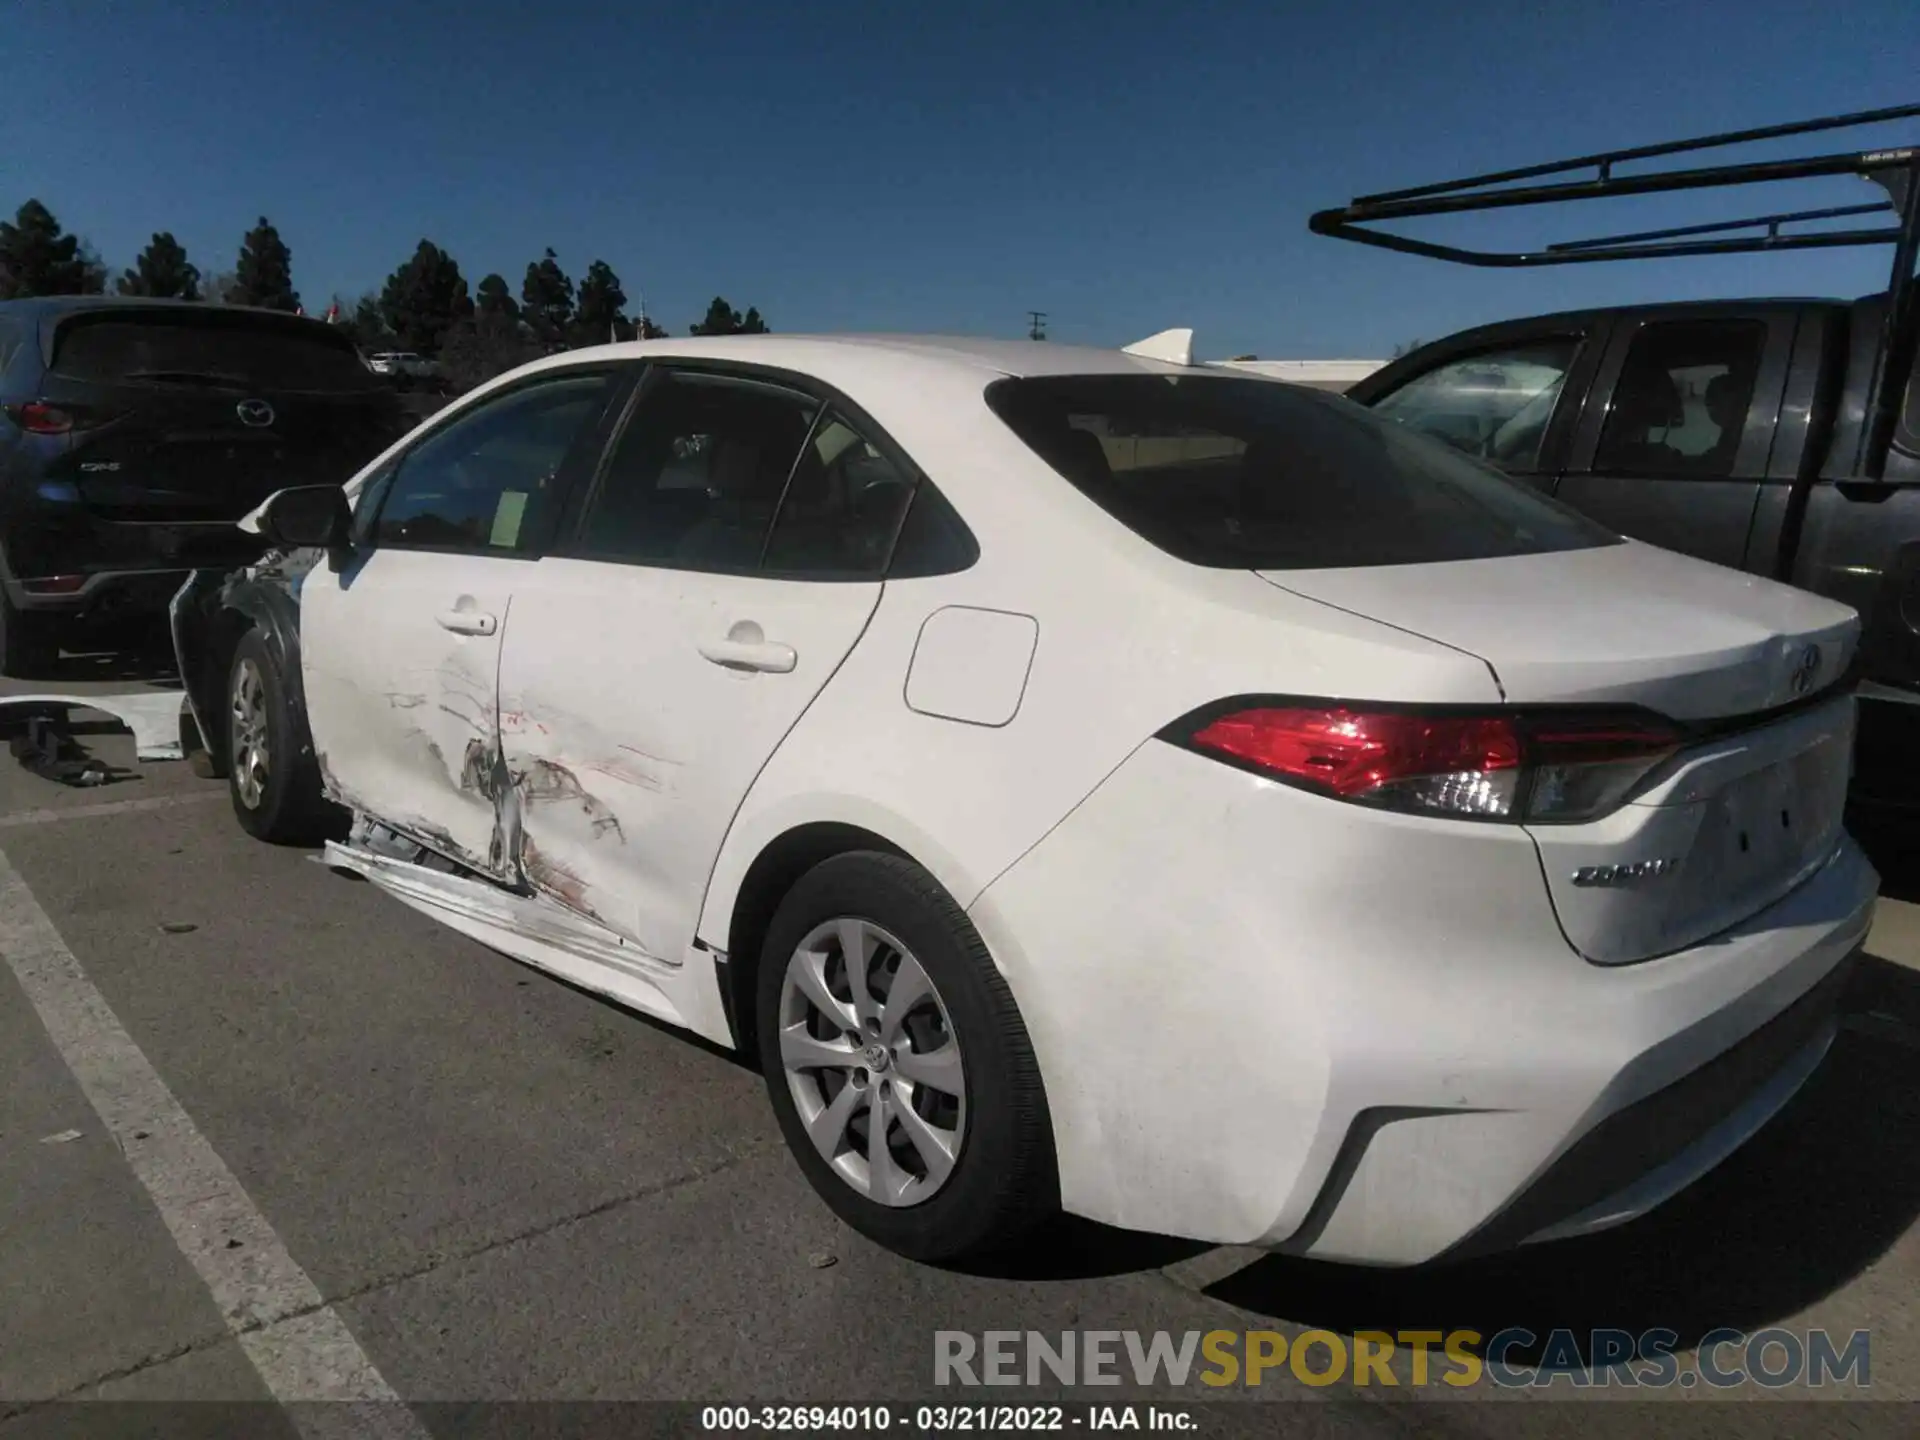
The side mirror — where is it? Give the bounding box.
[258,485,353,550]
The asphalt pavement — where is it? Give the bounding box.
[0,648,1916,1439]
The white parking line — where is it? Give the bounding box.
[0,849,426,1436]
[0,791,225,829]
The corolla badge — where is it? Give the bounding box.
[1788,643,1822,697]
[1571,858,1681,888]
[235,399,276,428]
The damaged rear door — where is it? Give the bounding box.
[300,368,625,874]
[496,368,911,962]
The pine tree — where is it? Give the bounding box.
[0,200,95,298]
[378,240,473,354]
[337,292,393,352]
[690,296,743,336]
[571,259,628,345]
[520,248,574,345]
[229,216,299,311]
[689,297,770,336]
[475,272,519,322]
[116,232,201,300]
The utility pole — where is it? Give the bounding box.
[1027,310,1047,341]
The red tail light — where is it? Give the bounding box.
[5,402,75,435]
[1174,703,1682,824]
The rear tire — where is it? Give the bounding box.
[0,594,60,679]
[756,851,1058,1263]
[226,628,325,843]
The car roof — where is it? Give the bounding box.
[547,332,1201,385]
[1437,296,1852,335]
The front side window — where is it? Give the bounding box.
[370,371,615,553]
[987,374,1618,570]
[1370,337,1581,470]
[1593,320,1768,479]
[573,371,822,570]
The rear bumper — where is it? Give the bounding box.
[1439,943,1853,1259]
[1,514,264,621]
[969,740,1878,1265]
[6,567,195,619]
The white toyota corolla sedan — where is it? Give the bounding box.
[200,330,1878,1267]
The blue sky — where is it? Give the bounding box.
[6,0,1917,356]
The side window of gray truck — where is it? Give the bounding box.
[1592,320,1768,479]
[1369,338,1581,471]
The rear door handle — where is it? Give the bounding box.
[436,610,498,636]
[698,638,797,673]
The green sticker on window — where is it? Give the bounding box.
[490,490,529,548]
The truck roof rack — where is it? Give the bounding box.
[1309,103,1919,269]
[1311,104,1920,479]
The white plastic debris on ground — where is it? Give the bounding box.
[0,690,191,761]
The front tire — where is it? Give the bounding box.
[226,628,325,843]
[756,851,1058,1263]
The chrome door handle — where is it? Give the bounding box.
[435,610,498,636]
[697,638,797,673]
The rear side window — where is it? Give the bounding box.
[985,374,1619,570]
[574,372,822,571]
[761,413,917,577]
[887,479,978,577]
[49,315,377,392]
[1593,320,1768,479]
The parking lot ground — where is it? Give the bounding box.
[0,668,1917,1437]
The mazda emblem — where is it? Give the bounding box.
[235,399,276,428]
[1788,644,1821,697]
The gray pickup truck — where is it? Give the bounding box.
[1315,104,1920,816]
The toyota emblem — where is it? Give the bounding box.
[1788,644,1821,697]
[235,399,276,428]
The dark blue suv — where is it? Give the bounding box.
[0,297,404,675]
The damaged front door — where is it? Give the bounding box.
[301,369,622,873]
[496,372,912,963]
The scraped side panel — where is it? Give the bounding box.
[300,549,512,875]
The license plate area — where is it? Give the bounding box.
[1689,736,1847,909]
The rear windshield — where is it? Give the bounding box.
[49,314,378,392]
[985,374,1620,569]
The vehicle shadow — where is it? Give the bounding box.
[1200,954,1920,1364]
[959,1215,1214,1281]
[1852,810,1920,905]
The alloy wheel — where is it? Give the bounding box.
[230,658,271,810]
[777,917,967,1206]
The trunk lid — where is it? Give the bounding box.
[1257,541,1859,720]
[1524,693,1857,963]
[1258,541,1865,964]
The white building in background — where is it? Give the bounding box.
[1204,358,1386,392]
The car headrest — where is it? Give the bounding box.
[1703,371,1749,429]
[1048,427,1113,487]
[1614,370,1686,431]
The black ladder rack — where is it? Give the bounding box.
[1310,103,1920,478]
